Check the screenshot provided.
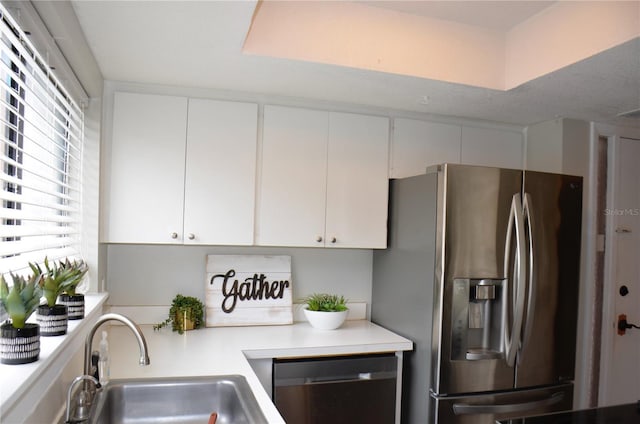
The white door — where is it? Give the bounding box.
[183,99,258,245]
[601,137,640,405]
[325,112,389,248]
[105,92,188,243]
[258,105,328,247]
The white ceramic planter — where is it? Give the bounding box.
[303,308,348,330]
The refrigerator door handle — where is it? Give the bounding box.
[519,193,536,361]
[452,391,565,415]
[504,193,527,367]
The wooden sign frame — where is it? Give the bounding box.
[205,255,292,327]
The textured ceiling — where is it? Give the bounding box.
[70,0,640,128]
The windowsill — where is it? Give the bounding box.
[0,293,108,418]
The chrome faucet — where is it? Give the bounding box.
[84,313,151,378]
[66,313,151,422]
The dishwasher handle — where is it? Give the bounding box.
[275,370,396,387]
[304,371,396,384]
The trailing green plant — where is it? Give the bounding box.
[30,257,78,307]
[154,294,205,334]
[302,293,348,312]
[0,272,43,329]
[57,258,88,296]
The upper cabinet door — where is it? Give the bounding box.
[183,99,258,245]
[461,126,524,169]
[105,92,188,243]
[325,112,389,248]
[258,105,329,247]
[391,118,461,178]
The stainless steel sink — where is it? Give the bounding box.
[88,375,268,424]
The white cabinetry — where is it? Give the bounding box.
[391,118,524,178]
[183,99,258,245]
[525,118,589,175]
[461,125,523,169]
[325,112,390,248]
[258,105,389,248]
[104,92,258,245]
[106,92,187,244]
[391,118,461,178]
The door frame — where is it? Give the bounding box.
[597,125,640,406]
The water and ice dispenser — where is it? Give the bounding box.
[451,278,506,361]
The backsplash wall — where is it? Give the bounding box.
[106,244,373,313]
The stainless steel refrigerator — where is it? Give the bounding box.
[372,164,582,424]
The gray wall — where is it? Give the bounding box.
[106,244,373,307]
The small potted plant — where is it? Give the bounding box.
[0,272,43,364]
[31,257,76,336]
[154,294,205,334]
[57,258,88,320]
[302,293,349,330]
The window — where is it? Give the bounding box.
[0,5,83,275]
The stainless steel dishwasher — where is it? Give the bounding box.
[273,353,398,424]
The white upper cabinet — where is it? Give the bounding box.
[105,92,188,244]
[390,118,524,177]
[258,105,389,248]
[325,112,389,248]
[461,126,524,169]
[183,99,258,245]
[391,118,461,178]
[104,92,258,245]
[259,106,328,247]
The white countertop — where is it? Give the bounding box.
[107,320,413,423]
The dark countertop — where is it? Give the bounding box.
[499,402,640,424]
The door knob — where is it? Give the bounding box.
[330,237,337,244]
[316,236,323,243]
[187,233,195,240]
[170,232,178,239]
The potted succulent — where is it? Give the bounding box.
[302,293,349,330]
[0,272,43,364]
[154,294,205,334]
[31,257,76,336]
[56,258,88,320]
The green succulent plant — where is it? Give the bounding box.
[0,272,43,329]
[302,293,348,312]
[29,257,79,307]
[57,258,88,296]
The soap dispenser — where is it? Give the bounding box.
[98,330,110,385]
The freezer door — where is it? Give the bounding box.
[433,165,522,395]
[430,383,573,424]
[517,172,582,388]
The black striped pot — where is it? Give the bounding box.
[0,322,40,364]
[58,294,85,320]
[36,304,68,336]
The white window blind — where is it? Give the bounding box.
[0,4,83,275]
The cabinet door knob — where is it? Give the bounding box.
[331,237,337,243]
[316,236,323,243]
[187,233,195,240]
[170,232,178,239]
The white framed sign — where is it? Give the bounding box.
[205,255,292,327]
